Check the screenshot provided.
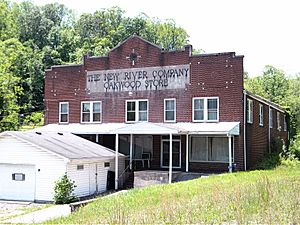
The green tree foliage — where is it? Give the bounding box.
[0,1,191,132]
[244,66,300,138]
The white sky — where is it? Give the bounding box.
[14,0,300,76]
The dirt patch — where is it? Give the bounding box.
[0,201,45,221]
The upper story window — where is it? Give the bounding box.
[284,115,287,131]
[259,104,264,126]
[269,108,273,128]
[81,101,102,123]
[164,98,176,122]
[126,99,148,123]
[59,102,69,123]
[247,99,253,124]
[277,111,281,131]
[193,97,219,122]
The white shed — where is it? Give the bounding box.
[0,131,125,202]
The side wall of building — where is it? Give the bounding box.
[246,96,288,169]
[0,134,66,201]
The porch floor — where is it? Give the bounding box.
[133,170,210,188]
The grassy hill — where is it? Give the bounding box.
[47,162,300,224]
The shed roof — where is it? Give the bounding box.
[1,131,123,160]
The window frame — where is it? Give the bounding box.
[125,99,149,123]
[269,108,273,128]
[59,102,69,124]
[277,111,281,131]
[259,104,264,126]
[164,98,176,123]
[189,136,231,163]
[247,99,253,124]
[80,101,102,123]
[284,115,287,131]
[192,97,219,122]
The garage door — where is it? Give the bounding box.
[0,164,35,201]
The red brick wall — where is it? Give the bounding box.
[44,36,247,171]
[246,96,288,169]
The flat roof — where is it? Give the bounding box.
[34,122,240,136]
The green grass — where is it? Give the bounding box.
[47,164,300,224]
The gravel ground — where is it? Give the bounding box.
[0,201,45,221]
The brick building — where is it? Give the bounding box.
[41,35,287,188]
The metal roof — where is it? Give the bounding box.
[2,131,122,160]
[111,122,179,135]
[35,122,240,136]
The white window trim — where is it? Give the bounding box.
[277,111,281,131]
[189,136,232,163]
[80,101,102,123]
[164,98,176,123]
[247,99,253,124]
[284,115,287,131]
[59,102,69,124]
[259,104,264,126]
[269,108,273,128]
[125,99,149,123]
[192,97,219,122]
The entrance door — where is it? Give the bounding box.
[89,164,97,194]
[161,139,181,168]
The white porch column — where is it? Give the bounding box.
[129,134,133,170]
[228,135,232,173]
[168,133,173,184]
[186,134,189,172]
[96,134,99,143]
[115,133,119,190]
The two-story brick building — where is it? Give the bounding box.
[40,35,287,189]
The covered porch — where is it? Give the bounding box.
[112,122,240,190]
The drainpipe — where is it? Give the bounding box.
[268,105,271,153]
[243,90,247,171]
[228,135,232,173]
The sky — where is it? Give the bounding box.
[14,0,300,76]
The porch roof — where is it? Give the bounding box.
[165,122,240,136]
[35,122,240,136]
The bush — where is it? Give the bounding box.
[289,134,300,159]
[53,174,77,204]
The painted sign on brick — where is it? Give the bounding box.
[86,64,190,92]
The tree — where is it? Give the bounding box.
[0,0,19,41]
[261,65,288,105]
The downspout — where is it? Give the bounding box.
[243,90,247,171]
[268,105,271,153]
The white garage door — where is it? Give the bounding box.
[0,164,36,201]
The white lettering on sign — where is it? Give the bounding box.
[86,64,190,93]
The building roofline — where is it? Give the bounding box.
[244,90,285,113]
[191,52,237,57]
[46,63,82,72]
[109,34,162,53]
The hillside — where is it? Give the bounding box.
[47,163,300,224]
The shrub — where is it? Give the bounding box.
[53,174,77,204]
[289,134,300,159]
